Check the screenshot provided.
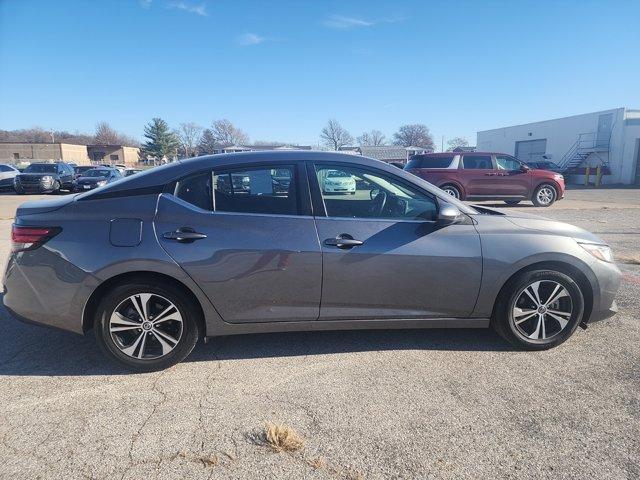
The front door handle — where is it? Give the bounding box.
[324,234,363,249]
[163,227,207,243]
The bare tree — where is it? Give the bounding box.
[392,124,435,150]
[94,121,120,145]
[320,119,353,150]
[357,129,386,146]
[211,119,249,146]
[446,137,469,151]
[176,122,203,157]
[94,121,139,146]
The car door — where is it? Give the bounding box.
[310,162,482,320]
[492,155,532,197]
[154,162,322,323]
[457,154,495,197]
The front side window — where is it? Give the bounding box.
[462,155,492,169]
[495,155,521,171]
[174,165,298,215]
[315,164,437,221]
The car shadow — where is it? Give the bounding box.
[0,300,513,377]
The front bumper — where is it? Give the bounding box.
[588,300,618,323]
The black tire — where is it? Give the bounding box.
[492,269,585,350]
[531,184,557,207]
[51,181,61,195]
[94,280,201,371]
[504,200,521,205]
[441,184,462,200]
[14,187,25,195]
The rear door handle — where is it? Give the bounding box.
[163,227,207,243]
[324,234,363,249]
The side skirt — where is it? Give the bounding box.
[205,317,490,338]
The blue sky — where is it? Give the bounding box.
[1,0,639,147]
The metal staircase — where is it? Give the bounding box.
[557,132,610,172]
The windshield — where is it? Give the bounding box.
[25,164,56,173]
[83,169,111,177]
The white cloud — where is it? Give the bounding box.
[139,0,152,8]
[237,33,266,46]
[323,15,374,29]
[167,1,208,16]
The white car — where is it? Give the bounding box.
[322,169,356,194]
[0,164,19,190]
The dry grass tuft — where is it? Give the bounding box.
[264,422,305,452]
[199,454,219,467]
[308,456,326,470]
[617,253,640,265]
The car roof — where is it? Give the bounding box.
[411,151,507,156]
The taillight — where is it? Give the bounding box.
[11,225,60,252]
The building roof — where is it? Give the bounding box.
[357,146,409,161]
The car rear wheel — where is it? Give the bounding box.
[94,280,200,371]
[492,269,584,350]
[532,184,556,207]
[441,184,461,199]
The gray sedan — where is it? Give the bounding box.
[3,151,620,371]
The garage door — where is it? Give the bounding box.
[515,139,547,163]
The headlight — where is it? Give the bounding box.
[579,242,614,263]
[96,180,107,186]
[41,175,54,184]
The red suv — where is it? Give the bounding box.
[405,152,565,207]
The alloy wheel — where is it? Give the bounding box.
[109,293,183,359]
[511,280,573,340]
[442,186,460,199]
[536,186,555,206]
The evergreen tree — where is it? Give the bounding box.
[141,118,179,160]
[197,128,217,155]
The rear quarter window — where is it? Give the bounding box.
[406,155,454,169]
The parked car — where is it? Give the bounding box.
[321,169,357,194]
[74,165,96,179]
[405,152,565,207]
[4,151,619,371]
[13,162,75,194]
[124,168,142,177]
[74,167,122,191]
[525,160,563,173]
[0,164,19,190]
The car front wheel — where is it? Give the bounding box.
[532,184,556,207]
[94,280,200,371]
[492,269,585,350]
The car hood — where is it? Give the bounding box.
[472,205,605,244]
[17,173,57,178]
[77,176,106,183]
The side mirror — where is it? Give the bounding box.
[520,164,530,172]
[437,203,461,226]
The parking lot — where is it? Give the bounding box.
[0,188,638,479]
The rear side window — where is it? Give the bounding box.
[406,155,454,169]
[174,165,299,215]
[214,166,298,215]
[462,155,492,169]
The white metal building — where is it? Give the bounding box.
[477,108,640,184]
